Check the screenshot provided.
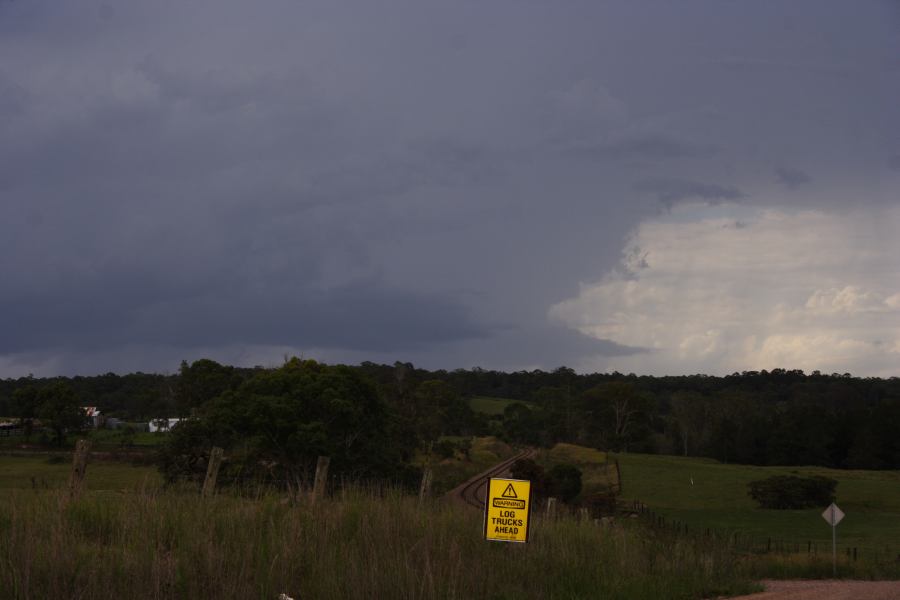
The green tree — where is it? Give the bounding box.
[175,359,242,417]
[36,382,83,446]
[509,458,547,500]
[502,402,543,446]
[669,392,710,457]
[406,380,477,443]
[159,358,419,488]
[546,463,583,504]
[581,382,651,451]
[11,385,39,440]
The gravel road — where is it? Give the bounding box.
[727,579,900,599]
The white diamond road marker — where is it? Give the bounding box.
[822,502,844,526]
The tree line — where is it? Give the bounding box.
[2,361,899,474]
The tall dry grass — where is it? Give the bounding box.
[1,485,756,599]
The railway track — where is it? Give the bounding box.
[447,448,537,510]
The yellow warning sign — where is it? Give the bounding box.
[484,478,532,543]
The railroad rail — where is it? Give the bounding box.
[447,448,537,510]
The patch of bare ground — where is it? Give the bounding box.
[725,579,900,599]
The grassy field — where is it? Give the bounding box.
[0,455,161,493]
[3,446,899,594]
[536,443,619,496]
[469,396,535,415]
[0,485,757,599]
[615,453,900,557]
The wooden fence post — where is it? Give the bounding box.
[68,439,91,500]
[201,446,224,498]
[418,467,433,504]
[311,456,330,504]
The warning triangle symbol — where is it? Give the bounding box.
[501,483,518,498]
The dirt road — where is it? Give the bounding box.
[727,579,900,599]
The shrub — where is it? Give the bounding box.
[509,458,546,499]
[747,475,837,509]
[433,439,456,460]
[546,463,583,503]
[509,460,583,504]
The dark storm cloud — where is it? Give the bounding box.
[0,0,897,376]
[564,134,715,161]
[775,166,812,189]
[632,178,745,209]
[0,277,489,354]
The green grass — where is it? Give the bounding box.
[615,453,900,556]
[0,486,758,599]
[0,455,161,493]
[469,396,535,415]
[537,443,618,497]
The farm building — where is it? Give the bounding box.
[81,407,103,429]
[149,418,181,433]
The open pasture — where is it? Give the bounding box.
[616,453,900,556]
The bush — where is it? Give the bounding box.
[747,475,837,509]
[546,463,583,503]
[509,458,546,500]
[509,460,583,504]
[433,439,456,460]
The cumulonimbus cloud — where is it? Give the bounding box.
[550,205,900,376]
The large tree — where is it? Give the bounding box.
[159,358,419,488]
[669,392,711,457]
[581,382,651,452]
[175,358,243,417]
[36,382,83,446]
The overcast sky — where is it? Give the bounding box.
[1,0,898,377]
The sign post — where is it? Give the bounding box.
[483,478,532,543]
[821,502,845,576]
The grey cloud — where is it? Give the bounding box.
[0,72,28,117]
[336,322,650,375]
[775,166,812,189]
[889,155,900,171]
[0,275,491,355]
[564,134,715,161]
[0,0,897,376]
[632,177,745,209]
[453,325,648,373]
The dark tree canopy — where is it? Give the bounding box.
[158,358,419,488]
[3,363,900,471]
[35,382,83,446]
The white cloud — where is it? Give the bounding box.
[550,205,900,376]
